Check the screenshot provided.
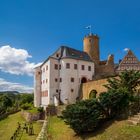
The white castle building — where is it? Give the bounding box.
[34,42,95,107]
[34,34,115,108]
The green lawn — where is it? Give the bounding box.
[0,112,42,140]
[47,116,140,140]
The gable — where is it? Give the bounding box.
[117,50,140,71]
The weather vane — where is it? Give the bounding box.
[85,25,92,35]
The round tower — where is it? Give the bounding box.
[83,34,100,64]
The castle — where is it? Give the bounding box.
[34,33,140,108]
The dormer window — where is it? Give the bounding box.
[56,54,59,57]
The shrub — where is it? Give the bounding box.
[37,107,44,112]
[21,103,32,110]
[62,99,102,134]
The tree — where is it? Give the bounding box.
[0,95,13,108]
[105,70,140,95]
[62,99,102,134]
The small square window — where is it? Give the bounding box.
[71,77,74,82]
[81,65,85,70]
[46,65,48,71]
[66,63,70,69]
[60,78,62,82]
[54,64,58,70]
[71,89,74,92]
[59,64,61,70]
[55,78,58,82]
[56,54,59,57]
[88,66,91,71]
[74,64,77,69]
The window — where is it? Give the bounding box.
[71,77,74,82]
[56,89,58,93]
[88,66,91,71]
[81,65,85,70]
[74,64,77,69]
[54,64,58,69]
[43,68,45,72]
[71,89,74,92]
[56,54,59,57]
[46,65,48,71]
[60,78,62,82]
[55,78,58,82]
[66,63,70,69]
[46,79,48,83]
[59,64,61,70]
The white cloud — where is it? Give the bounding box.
[0,78,33,93]
[0,45,40,76]
[123,48,130,52]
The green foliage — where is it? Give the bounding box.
[62,99,102,134]
[105,70,140,94]
[37,107,44,112]
[21,103,32,110]
[20,93,34,105]
[62,70,140,134]
[99,88,130,118]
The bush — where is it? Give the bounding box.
[62,99,102,134]
[21,103,32,110]
[37,107,44,112]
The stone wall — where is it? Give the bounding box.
[21,110,40,122]
[82,78,108,100]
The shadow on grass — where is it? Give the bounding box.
[76,118,124,140]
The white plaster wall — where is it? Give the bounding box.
[41,60,50,106]
[49,58,59,104]
[60,58,94,104]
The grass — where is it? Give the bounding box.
[0,112,42,140]
[47,116,140,140]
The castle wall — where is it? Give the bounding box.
[95,64,115,79]
[82,78,108,100]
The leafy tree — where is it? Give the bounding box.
[62,99,102,134]
[0,95,13,108]
[20,94,34,105]
[99,88,130,118]
[105,70,140,95]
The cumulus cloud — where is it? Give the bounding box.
[123,48,130,52]
[0,45,40,76]
[0,78,33,93]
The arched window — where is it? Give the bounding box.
[81,77,87,83]
[89,90,97,99]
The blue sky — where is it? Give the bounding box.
[0,0,140,92]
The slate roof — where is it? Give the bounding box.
[50,46,93,62]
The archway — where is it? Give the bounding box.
[89,89,97,99]
[81,77,87,83]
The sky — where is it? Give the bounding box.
[0,0,140,93]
